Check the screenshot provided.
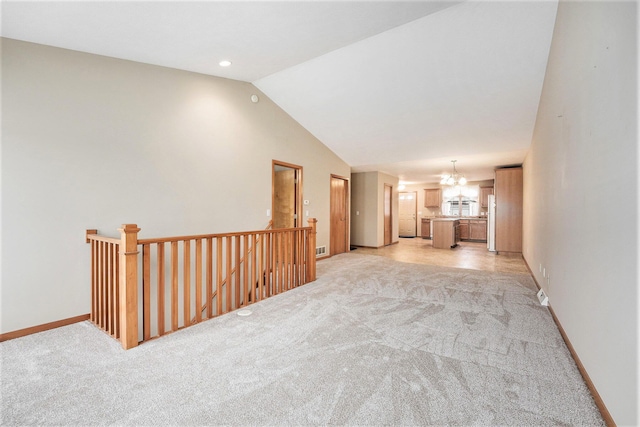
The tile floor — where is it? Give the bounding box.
[351,237,530,275]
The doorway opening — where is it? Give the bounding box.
[399,191,417,237]
[384,184,392,246]
[272,161,302,229]
[330,175,349,256]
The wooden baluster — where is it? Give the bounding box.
[289,230,298,289]
[95,240,100,327]
[273,233,279,295]
[216,238,223,316]
[287,231,292,290]
[183,240,191,327]
[278,232,284,294]
[235,235,241,309]
[243,234,254,305]
[285,231,289,291]
[104,242,110,334]
[114,244,120,338]
[195,238,202,323]
[171,241,179,332]
[292,230,297,288]
[283,232,288,291]
[294,230,304,287]
[95,241,101,329]
[107,242,114,335]
[157,243,165,337]
[298,228,304,286]
[273,231,277,295]
[118,224,140,350]
[264,233,271,297]
[293,230,298,287]
[142,243,151,341]
[111,243,118,335]
[284,232,289,291]
[99,241,106,330]
[258,234,264,301]
[250,234,257,304]
[226,236,232,313]
[207,238,213,319]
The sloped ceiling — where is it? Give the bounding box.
[1,1,558,183]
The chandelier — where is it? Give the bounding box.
[440,160,467,186]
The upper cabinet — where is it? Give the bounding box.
[480,186,494,208]
[424,188,442,208]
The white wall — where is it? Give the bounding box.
[1,38,350,333]
[522,1,637,424]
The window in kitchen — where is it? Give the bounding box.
[442,185,479,216]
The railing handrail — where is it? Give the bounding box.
[137,224,301,245]
[85,231,120,245]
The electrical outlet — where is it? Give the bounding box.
[543,268,546,278]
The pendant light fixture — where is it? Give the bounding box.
[440,160,467,186]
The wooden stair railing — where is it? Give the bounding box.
[86,219,317,350]
[191,221,273,325]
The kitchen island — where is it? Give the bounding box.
[432,218,460,249]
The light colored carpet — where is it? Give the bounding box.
[1,253,603,426]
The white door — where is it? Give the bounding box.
[399,192,417,237]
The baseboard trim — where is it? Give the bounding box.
[523,259,615,427]
[0,314,90,342]
[351,241,399,249]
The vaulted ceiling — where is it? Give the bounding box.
[1,1,558,183]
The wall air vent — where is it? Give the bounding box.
[537,289,549,306]
[316,246,327,257]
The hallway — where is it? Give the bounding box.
[352,237,529,275]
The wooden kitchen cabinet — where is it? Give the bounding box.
[469,220,487,241]
[424,188,442,208]
[495,167,523,253]
[458,219,487,242]
[421,218,431,239]
[480,186,494,208]
[432,219,459,249]
[459,219,469,240]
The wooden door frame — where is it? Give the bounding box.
[272,160,303,228]
[384,184,392,246]
[330,174,350,256]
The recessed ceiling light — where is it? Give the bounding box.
[219,60,232,67]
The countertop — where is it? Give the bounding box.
[424,217,488,221]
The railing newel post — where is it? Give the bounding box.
[307,218,317,282]
[86,229,98,243]
[118,223,140,350]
